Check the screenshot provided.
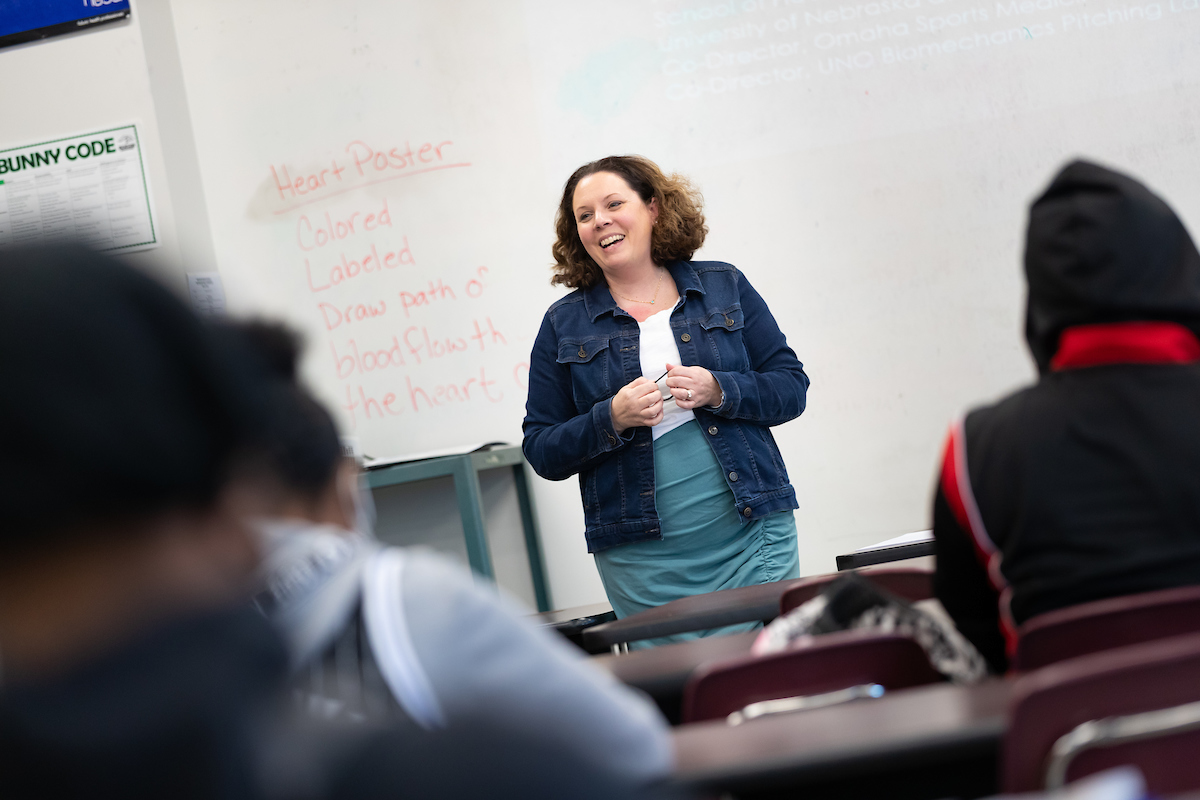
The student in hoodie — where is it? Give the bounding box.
[238,322,675,789]
[933,161,1200,674]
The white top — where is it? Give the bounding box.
[638,308,696,440]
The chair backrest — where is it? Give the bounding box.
[1013,584,1200,672]
[778,567,934,615]
[1004,632,1200,793]
[680,630,943,724]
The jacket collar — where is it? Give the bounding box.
[581,261,705,322]
[1051,321,1200,371]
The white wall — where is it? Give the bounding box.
[9,3,1198,613]
[153,1,1200,609]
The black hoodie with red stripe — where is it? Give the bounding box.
[932,160,1200,673]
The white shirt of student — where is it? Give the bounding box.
[638,308,695,440]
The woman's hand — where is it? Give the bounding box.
[666,363,721,410]
[611,377,664,434]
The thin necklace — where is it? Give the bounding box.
[610,268,665,305]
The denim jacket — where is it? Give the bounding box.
[522,261,809,553]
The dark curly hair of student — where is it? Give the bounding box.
[220,319,342,498]
[224,318,303,381]
[550,155,708,290]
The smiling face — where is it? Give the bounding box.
[573,171,659,277]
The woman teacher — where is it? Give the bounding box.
[522,156,809,646]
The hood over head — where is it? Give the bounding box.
[1024,160,1200,373]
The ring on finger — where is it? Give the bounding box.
[687,389,693,401]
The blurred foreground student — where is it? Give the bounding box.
[238,322,674,789]
[0,246,679,800]
[933,161,1200,673]
[0,245,297,798]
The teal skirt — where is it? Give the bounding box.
[593,420,800,649]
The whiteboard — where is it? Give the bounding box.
[167,1,1200,568]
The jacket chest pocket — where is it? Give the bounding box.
[699,307,749,371]
[557,337,613,412]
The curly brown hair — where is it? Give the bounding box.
[550,155,708,289]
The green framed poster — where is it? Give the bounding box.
[0,124,157,253]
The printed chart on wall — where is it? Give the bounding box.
[0,125,157,253]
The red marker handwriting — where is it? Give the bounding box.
[342,385,404,427]
[406,367,503,412]
[403,317,507,366]
[341,367,503,428]
[346,140,454,176]
[465,266,488,298]
[306,239,415,293]
[398,279,457,317]
[332,337,407,379]
[297,200,392,251]
[268,139,470,214]
[271,160,346,201]
[332,319,507,378]
[319,299,387,331]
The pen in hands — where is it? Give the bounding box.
[664,363,720,409]
[613,364,722,434]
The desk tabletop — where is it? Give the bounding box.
[536,602,614,627]
[672,678,1011,797]
[582,561,936,649]
[582,578,803,649]
[837,538,937,571]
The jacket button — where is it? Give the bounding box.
[707,426,718,435]
[743,507,753,517]
[578,346,586,358]
[725,316,734,327]
[729,472,738,482]
[680,333,691,343]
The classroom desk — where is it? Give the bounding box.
[536,601,615,628]
[582,578,802,652]
[366,445,551,611]
[536,602,616,654]
[671,678,1012,800]
[582,559,936,652]
[594,631,758,723]
[836,532,936,571]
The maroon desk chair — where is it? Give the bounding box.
[778,566,934,615]
[1013,584,1200,672]
[1004,632,1200,793]
[680,629,943,724]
